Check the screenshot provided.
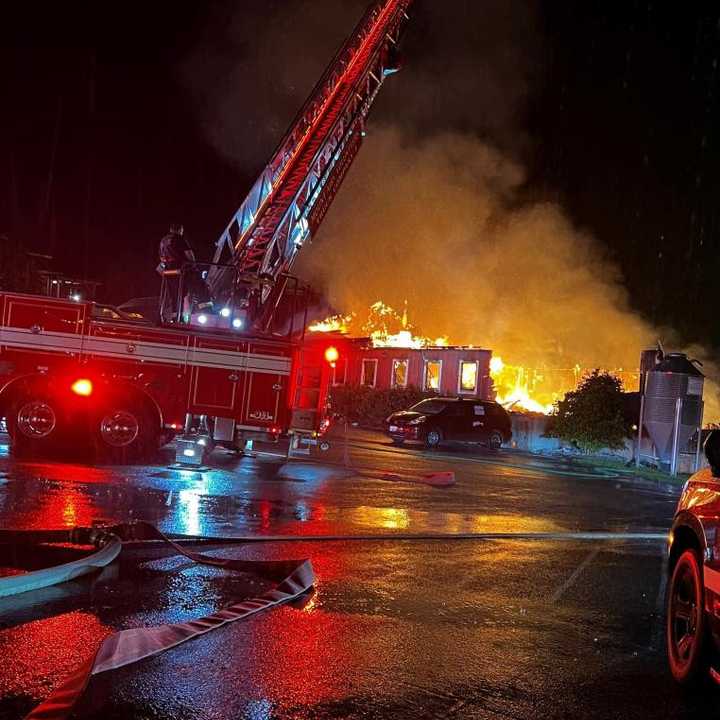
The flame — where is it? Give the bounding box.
[490,355,640,415]
[309,301,448,348]
[308,313,353,334]
[490,356,555,414]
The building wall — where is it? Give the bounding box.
[334,343,493,399]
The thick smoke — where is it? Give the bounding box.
[298,127,658,367]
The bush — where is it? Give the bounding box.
[545,369,633,453]
[330,384,436,427]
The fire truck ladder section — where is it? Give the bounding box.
[207,0,413,331]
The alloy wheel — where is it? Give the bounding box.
[669,560,700,671]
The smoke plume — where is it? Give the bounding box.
[298,127,657,365]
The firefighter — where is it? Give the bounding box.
[157,224,209,322]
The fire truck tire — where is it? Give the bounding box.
[425,428,443,449]
[7,392,65,459]
[93,401,158,463]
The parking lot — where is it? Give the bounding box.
[1,429,718,719]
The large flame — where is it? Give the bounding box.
[489,355,639,414]
[309,301,448,348]
[490,356,556,414]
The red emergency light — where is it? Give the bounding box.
[71,378,93,397]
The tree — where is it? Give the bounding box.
[546,370,632,453]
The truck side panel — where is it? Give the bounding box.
[86,320,192,428]
[0,293,87,391]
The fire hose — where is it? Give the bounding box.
[0,522,668,720]
[0,522,314,720]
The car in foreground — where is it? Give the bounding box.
[666,430,720,685]
[384,397,512,449]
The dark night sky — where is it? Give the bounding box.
[2,1,720,348]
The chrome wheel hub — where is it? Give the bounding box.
[17,401,56,439]
[100,411,139,447]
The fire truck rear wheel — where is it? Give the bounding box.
[8,393,64,459]
[94,402,157,463]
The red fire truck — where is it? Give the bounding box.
[0,1,413,463]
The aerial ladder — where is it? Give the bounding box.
[206,0,414,332]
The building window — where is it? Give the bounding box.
[459,360,478,393]
[332,357,347,386]
[424,360,441,391]
[361,358,378,387]
[392,359,408,388]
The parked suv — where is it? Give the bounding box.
[666,430,720,684]
[384,397,512,449]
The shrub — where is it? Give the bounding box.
[545,369,633,453]
[330,384,436,427]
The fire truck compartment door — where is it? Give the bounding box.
[190,340,247,414]
[1,296,86,361]
[243,371,285,428]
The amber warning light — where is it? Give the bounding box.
[71,378,93,397]
[324,346,339,367]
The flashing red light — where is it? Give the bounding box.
[324,346,339,366]
[71,378,93,397]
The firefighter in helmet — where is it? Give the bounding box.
[157,223,209,322]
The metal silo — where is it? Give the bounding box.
[643,353,704,471]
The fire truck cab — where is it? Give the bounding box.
[0,291,335,462]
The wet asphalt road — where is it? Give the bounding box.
[1,429,719,719]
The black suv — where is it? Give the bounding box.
[385,397,512,449]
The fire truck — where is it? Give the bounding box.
[0,1,413,463]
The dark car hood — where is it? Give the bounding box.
[387,410,427,424]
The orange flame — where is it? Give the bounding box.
[309,301,448,348]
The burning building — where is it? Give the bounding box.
[308,301,643,414]
[309,301,489,397]
[329,338,493,399]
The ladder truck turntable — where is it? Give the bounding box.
[0,0,413,463]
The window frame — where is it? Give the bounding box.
[423,359,443,392]
[361,358,378,388]
[391,358,409,388]
[458,360,479,394]
[332,357,347,386]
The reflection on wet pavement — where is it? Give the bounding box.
[0,429,687,719]
[0,429,676,540]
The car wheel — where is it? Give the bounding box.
[425,428,442,449]
[666,548,710,684]
[488,430,504,450]
[391,438,405,446]
[8,392,63,459]
[94,401,157,463]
